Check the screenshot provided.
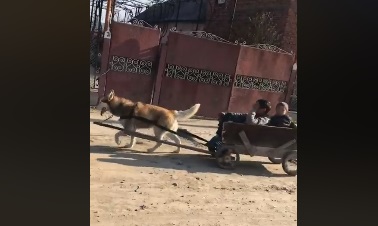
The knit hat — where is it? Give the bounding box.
[277,102,289,111]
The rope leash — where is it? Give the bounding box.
[102,113,113,122]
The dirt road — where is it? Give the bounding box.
[90,109,297,226]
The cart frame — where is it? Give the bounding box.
[93,119,297,176]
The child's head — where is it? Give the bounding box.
[276,102,289,116]
[253,99,272,115]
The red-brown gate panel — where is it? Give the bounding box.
[157,32,240,118]
[228,46,294,115]
[100,22,160,103]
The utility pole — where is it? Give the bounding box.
[98,0,115,102]
[104,0,114,32]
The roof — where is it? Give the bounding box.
[133,0,207,24]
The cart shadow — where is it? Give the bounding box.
[91,145,290,177]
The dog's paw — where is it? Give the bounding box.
[123,144,134,149]
[114,134,122,145]
[115,140,122,145]
[147,148,155,153]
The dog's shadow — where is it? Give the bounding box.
[90,145,290,177]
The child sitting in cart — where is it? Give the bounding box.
[268,102,297,128]
[245,99,271,126]
[207,99,272,155]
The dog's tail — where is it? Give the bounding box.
[174,103,201,120]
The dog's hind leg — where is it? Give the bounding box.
[166,132,181,153]
[166,121,181,153]
[124,135,137,148]
[147,127,167,153]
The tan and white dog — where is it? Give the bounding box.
[99,90,200,153]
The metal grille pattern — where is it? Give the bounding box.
[165,63,232,87]
[130,19,159,29]
[246,44,290,54]
[109,55,153,76]
[171,28,234,44]
[233,74,287,93]
[90,0,104,90]
[90,33,103,71]
[289,74,297,111]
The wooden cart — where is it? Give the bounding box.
[216,122,297,176]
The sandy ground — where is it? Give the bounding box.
[90,109,297,226]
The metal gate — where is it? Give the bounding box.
[90,0,105,90]
[154,30,295,118]
[98,21,161,103]
[91,0,151,104]
[156,30,240,118]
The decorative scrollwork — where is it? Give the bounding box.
[165,64,231,87]
[234,74,287,93]
[109,55,153,76]
[170,29,234,44]
[234,40,246,45]
[131,19,144,26]
[247,44,290,54]
[130,19,158,29]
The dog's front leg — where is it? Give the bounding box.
[123,135,137,148]
[123,122,137,149]
[166,132,181,153]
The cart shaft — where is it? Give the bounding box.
[93,121,209,154]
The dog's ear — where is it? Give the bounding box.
[99,96,107,103]
[107,89,115,101]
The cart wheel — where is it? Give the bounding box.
[268,157,282,164]
[282,150,297,176]
[215,147,240,170]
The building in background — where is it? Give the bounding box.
[133,0,208,43]
[132,0,296,54]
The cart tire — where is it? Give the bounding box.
[215,147,240,170]
[282,150,297,176]
[268,157,282,164]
